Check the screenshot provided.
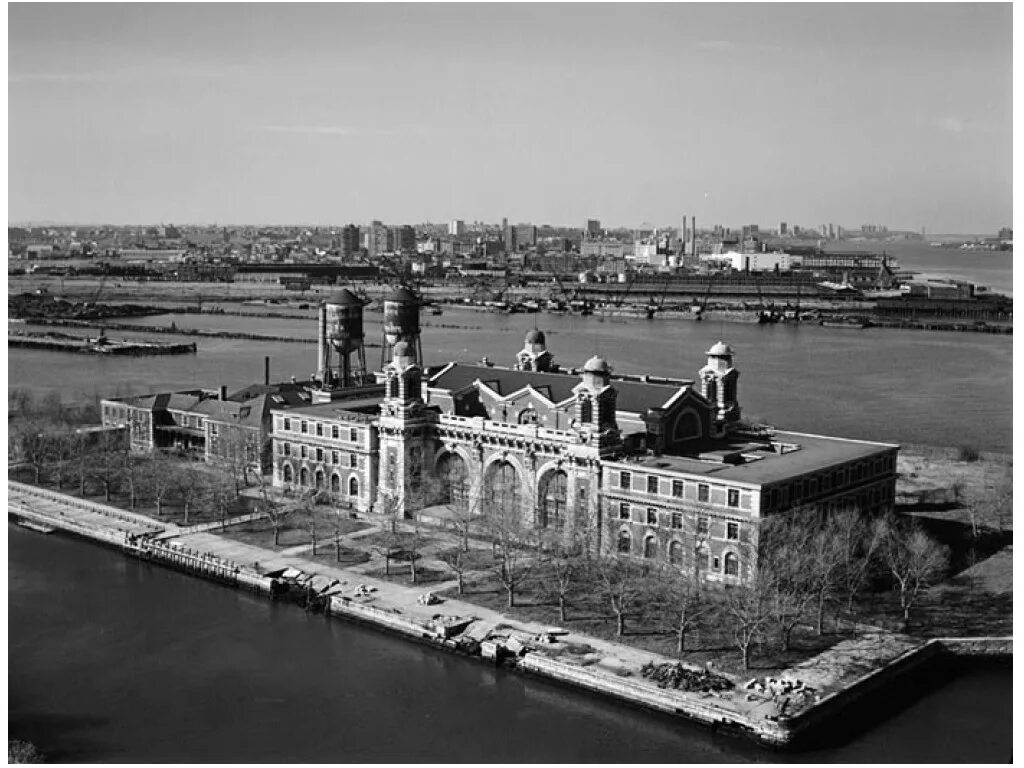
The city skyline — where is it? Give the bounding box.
[9,3,1013,233]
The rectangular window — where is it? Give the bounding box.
[619,502,631,521]
[283,418,291,431]
[210,423,218,436]
[671,512,683,529]
[301,421,308,434]
[671,480,684,498]
[697,516,709,536]
[713,556,721,570]
[331,425,339,439]
[620,471,632,490]
[646,508,657,525]
[647,476,659,494]
[727,489,740,508]
[300,446,307,459]
[283,443,291,457]
[698,484,710,503]
[316,447,323,462]
[331,450,339,465]
[350,428,358,442]
[315,423,323,437]
[727,521,739,540]
[350,454,358,468]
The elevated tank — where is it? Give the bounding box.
[324,289,364,354]
[383,285,420,346]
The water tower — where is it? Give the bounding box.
[381,285,422,368]
[317,288,367,388]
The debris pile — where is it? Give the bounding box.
[640,661,734,693]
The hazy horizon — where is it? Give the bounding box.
[9,3,1013,232]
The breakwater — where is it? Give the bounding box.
[14,318,333,346]
[8,330,197,355]
[7,479,1009,750]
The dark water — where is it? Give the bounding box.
[8,525,1012,763]
[9,305,1013,452]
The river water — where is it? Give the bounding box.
[8,525,1012,763]
[9,304,1013,451]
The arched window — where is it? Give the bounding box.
[643,535,657,559]
[299,467,309,487]
[331,473,341,494]
[617,529,632,554]
[538,470,568,529]
[314,470,324,490]
[437,452,469,508]
[484,460,520,519]
[705,377,718,404]
[349,477,359,497]
[669,540,684,566]
[518,408,539,425]
[674,410,701,441]
[282,464,293,484]
[724,552,739,576]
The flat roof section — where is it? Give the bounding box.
[623,430,897,486]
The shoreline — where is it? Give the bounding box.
[7,480,1011,750]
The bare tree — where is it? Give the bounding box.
[176,462,209,525]
[760,515,816,652]
[254,484,298,546]
[723,579,774,670]
[537,531,585,623]
[84,430,127,502]
[877,515,950,632]
[835,508,885,616]
[138,452,180,517]
[373,491,405,577]
[438,546,470,595]
[483,493,532,609]
[595,555,651,637]
[655,565,712,654]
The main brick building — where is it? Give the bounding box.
[267,289,897,585]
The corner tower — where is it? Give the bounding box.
[376,340,432,519]
[699,341,741,433]
[574,355,621,453]
[515,328,555,372]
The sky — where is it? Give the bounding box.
[8,3,1014,232]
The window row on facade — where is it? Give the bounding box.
[615,502,741,540]
[762,455,897,511]
[279,462,361,497]
[278,417,360,443]
[278,441,361,468]
[612,471,750,509]
[614,528,743,577]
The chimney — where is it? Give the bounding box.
[219,385,228,401]
[691,216,696,257]
[264,356,270,386]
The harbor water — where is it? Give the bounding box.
[8,307,1013,452]
[8,524,1012,763]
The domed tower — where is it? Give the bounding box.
[317,288,367,388]
[574,356,619,445]
[699,341,741,431]
[516,328,555,372]
[381,286,422,369]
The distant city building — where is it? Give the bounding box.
[340,225,361,259]
[448,219,465,237]
[366,221,389,259]
[504,222,517,252]
[515,224,537,248]
[728,251,802,272]
[585,219,601,238]
[779,222,788,236]
[390,225,416,254]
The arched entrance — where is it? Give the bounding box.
[437,452,469,508]
[537,469,568,529]
[299,467,309,487]
[483,460,520,520]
